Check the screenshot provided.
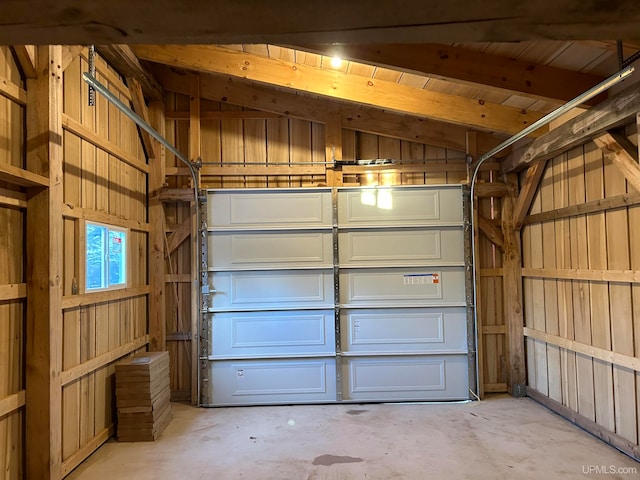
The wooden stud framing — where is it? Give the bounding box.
[59,335,149,386]
[503,81,640,172]
[60,46,84,72]
[0,74,27,105]
[325,113,342,163]
[522,268,640,283]
[25,44,64,480]
[0,162,49,187]
[583,142,614,429]
[61,114,149,174]
[474,182,512,198]
[0,283,27,301]
[512,160,548,230]
[603,136,637,444]
[61,287,150,310]
[11,45,37,78]
[478,213,505,251]
[61,204,150,232]
[158,187,193,203]
[148,101,167,352]
[0,391,26,419]
[96,45,163,100]
[60,427,114,477]
[593,132,640,191]
[527,387,640,461]
[0,187,27,208]
[523,190,640,225]
[502,173,526,392]
[524,328,640,376]
[127,78,156,159]
[165,216,191,257]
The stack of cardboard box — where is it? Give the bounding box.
[115,351,172,441]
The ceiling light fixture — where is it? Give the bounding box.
[330,56,342,68]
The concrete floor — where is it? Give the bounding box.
[67,395,638,480]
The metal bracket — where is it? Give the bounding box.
[88,45,96,106]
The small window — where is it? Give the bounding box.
[86,222,128,291]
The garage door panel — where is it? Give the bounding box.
[210,270,334,310]
[342,355,469,401]
[341,308,467,354]
[340,267,465,306]
[209,190,332,228]
[210,310,335,358]
[206,359,337,405]
[337,187,462,226]
[338,228,463,266]
[205,186,471,406]
[209,231,333,270]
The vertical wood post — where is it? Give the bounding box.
[325,114,342,162]
[502,173,526,393]
[26,45,64,480]
[467,132,484,398]
[189,73,201,404]
[325,113,342,186]
[148,100,166,353]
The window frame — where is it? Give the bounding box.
[84,220,129,293]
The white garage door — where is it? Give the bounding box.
[202,186,472,406]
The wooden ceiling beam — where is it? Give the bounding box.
[96,45,163,100]
[135,45,545,135]
[2,1,640,44]
[11,45,37,78]
[294,43,605,105]
[502,80,640,173]
[338,106,505,155]
[151,64,506,155]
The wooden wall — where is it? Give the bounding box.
[0,46,26,480]
[522,122,640,458]
[160,89,507,401]
[475,173,508,396]
[0,47,512,479]
[57,51,149,476]
[0,46,150,479]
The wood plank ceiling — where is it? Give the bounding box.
[129,40,640,149]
